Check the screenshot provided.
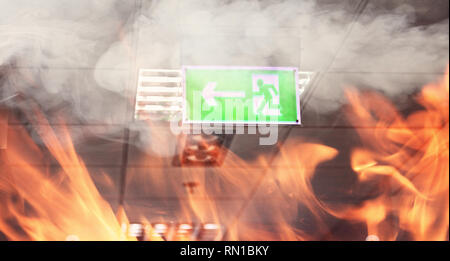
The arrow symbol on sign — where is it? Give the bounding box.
[202,82,246,107]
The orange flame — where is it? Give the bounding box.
[0,111,132,240]
[0,68,447,241]
[344,68,449,240]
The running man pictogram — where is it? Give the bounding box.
[252,74,281,116]
[254,78,279,114]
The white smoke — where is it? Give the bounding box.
[98,0,449,115]
[0,0,135,125]
[0,0,448,127]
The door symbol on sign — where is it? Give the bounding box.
[252,74,281,116]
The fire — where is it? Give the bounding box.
[344,68,449,240]
[0,68,448,241]
[0,110,132,240]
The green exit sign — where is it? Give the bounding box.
[183,66,300,125]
